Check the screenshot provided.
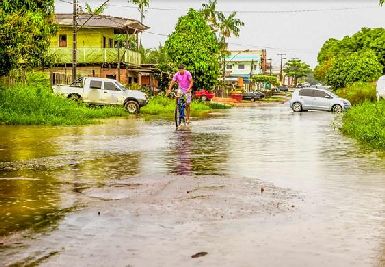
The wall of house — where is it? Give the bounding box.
[226,60,262,77]
[49,66,141,85]
[50,27,115,48]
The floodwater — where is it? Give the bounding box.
[1,104,385,266]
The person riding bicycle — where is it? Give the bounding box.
[167,64,194,124]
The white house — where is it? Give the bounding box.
[224,50,267,90]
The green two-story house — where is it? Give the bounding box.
[49,13,149,84]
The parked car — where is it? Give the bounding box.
[194,89,215,101]
[53,77,148,113]
[289,87,351,112]
[242,91,265,101]
[275,85,289,92]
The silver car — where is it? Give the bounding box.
[289,88,351,112]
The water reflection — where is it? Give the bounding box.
[166,130,230,176]
[57,153,141,185]
[0,126,61,162]
[0,170,62,236]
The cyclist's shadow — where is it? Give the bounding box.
[172,130,193,175]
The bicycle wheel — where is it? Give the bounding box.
[174,99,180,129]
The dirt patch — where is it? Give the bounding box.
[82,175,300,222]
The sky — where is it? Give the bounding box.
[55,0,385,68]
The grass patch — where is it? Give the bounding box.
[0,73,127,125]
[341,101,385,149]
[336,82,376,105]
[141,96,230,116]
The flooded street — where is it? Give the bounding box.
[1,104,385,266]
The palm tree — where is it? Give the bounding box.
[128,0,150,49]
[216,12,244,84]
[217,11,244,41]
[129,0,150,23]
[380,0,384,5]
[201,0,219,29]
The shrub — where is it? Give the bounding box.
[0,73,126,125]
[336,82,376,105]
[341,101,385,149]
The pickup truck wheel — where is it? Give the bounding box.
[201,96,207,102]
[125,100,139,114]
[68,94,81,102]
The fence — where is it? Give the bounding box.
[0,70,27,86]
[49,48,142,66]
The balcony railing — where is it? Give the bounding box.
[49,48,141,66]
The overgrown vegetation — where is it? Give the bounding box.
[341,101,385,149]
[0,74,127,125]
[336,82,376,105]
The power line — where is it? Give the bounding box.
[57,1,377,14]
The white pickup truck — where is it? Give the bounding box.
[53,77,148,113]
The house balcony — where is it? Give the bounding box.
[49,48,141,66]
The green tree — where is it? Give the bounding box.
[316,28,385,82]
[283,59,311,86]
[325,50,382,88]
[314,58,334,83]
[0,0,56,76]
[164,9,220,90]
[380,0,384,5]
[251,74,278,88]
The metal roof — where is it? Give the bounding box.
[225,55,261,62]
[55,13,149,34]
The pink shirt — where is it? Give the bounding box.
[173,71,192,93]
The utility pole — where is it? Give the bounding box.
[267,58,272,75]
[277,53,286,85]
[249,59,254,91]
[137,6,144,50]
[72,0,77,83]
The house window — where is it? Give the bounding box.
[238,64,245,70]
[226,65,233,70]
[103,36,107,48]
[109,38,114,48]
[59,34,67,47]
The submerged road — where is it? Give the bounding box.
[1,104,385,266]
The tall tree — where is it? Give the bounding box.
[129,0,150,23]
[201,0,219,29]
[283,59,311,86]
[128,0,150,49]
[217,11,244,41]
[0,0,56,76]
[164,9,221,89]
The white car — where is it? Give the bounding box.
[376,75,385,101]
[289,87,351,113]
[53,77,148,113]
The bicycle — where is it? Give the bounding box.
[174,93,187,130]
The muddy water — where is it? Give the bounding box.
[1,105,385,266]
